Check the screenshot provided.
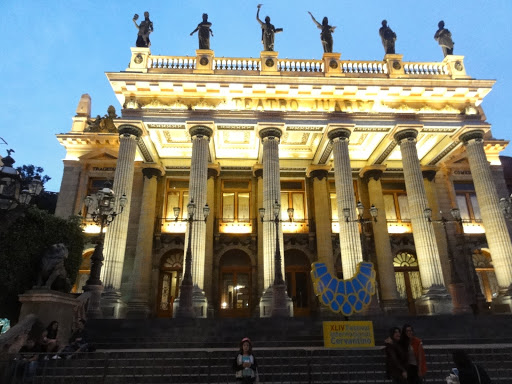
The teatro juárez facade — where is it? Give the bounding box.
[54,44,512,319]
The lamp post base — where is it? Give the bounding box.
[271,283,292,318]
[415,285,453,315]
[83,284,104,319]
[100,289,125,319]
[175,283,195,318]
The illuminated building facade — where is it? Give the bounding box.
[54,47,512,318]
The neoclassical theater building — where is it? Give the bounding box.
[54,45,512,319]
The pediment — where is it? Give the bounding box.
[79,150,118,161]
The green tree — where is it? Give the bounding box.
[16,164,57,213]
[0,207,84,322]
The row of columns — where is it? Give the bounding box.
[99,123,512,317]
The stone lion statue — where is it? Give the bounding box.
[36,243,71,292]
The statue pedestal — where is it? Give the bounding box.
[127,47,150,72]
[194,49,214,74]
[18,289,80,345]
[322,52,342,77]
[384,54,404,78]
[260,51,279,75]
[100,290,125,319]
[443,55,469,79]
[259,286,293,318]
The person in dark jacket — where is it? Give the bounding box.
[452,350,492,384]
[385,327,408,383]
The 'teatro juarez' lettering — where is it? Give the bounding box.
[230,98,374,112]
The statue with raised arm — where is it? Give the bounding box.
[190,13,213,50]
[379,20,396,54]
[133,11,153,48]
[434,20,454,57]
[256,4,283,52]
[308,12,336,53]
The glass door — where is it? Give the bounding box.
[220,269,251,317]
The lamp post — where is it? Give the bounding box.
[424,207,475,313]
[342,201,378,262]
[259,200,293,317]
[0,149,43,212]
[82,181,127,318]
[174,198,210,318]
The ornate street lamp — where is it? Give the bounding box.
[342,201,378,262]
[0,149,44,212]
[174,198,210,318]
[82,181,127,318]
[259,200,291,317]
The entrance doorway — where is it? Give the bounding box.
[156,250,183,318]
[393,251,423,315]
[219,250,252,318]
[285,249,311,317]
[473,250,499,304]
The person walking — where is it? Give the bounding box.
[385,327,408,383]
[233,337,259,383]
[400,324,426,383]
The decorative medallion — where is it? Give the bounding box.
[393,61,401,70]
[200,57,209,66]
[454,61,463,71]
[329,60,338,69]
[134,54,143,64]
[265,58,274,67]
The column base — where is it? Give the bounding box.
[448,283,473,314]
[271,283,292,318]
[491,287,512,314]
[101,289,126,319]
[415,285,453,315]
[259,285,293,318]
[83,284,104,319]
[381,299,409,315]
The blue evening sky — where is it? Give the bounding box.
[1,1,511,192]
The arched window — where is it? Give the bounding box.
[156,250,183,318]
[393,251,422,314]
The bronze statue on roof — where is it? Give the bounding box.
[190,13,214,50]
[133,11,153,48]
[308,12,336,53]
[256,4,283,51]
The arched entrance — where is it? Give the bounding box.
[219,249,252,318]
[156,250,183,318]
[285,249,311,317]
[393,251,423,315]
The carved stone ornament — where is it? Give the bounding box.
[362,169,383,182]
[142,167,161,179]
[118,124,143,138]
[422,169,437,182]
[454,61,463,71]
[329,59,338,69]
[394,129,418,144]
[327,127,351,142]
[265,58,274,67]
[259,127,282,140]
[85,106,119,133]
[309,169,329,181]
[189,125,213,139]
[393,61,401,70]
[134,54,143,64]
[459,130,484,145]
[200,57,209,66]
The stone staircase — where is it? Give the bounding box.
[4,315,512,383]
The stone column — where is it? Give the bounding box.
[181,125,212,318]
[394,128,452,314]
[328,127,362,279]
[253,165,265,298]
[258,127,291,317]
[360,166,406,313]
[307,166,334,273]
[55,161,81,219]
[126,166,162,318]
[101,124,142,317]
[460,130,512,313]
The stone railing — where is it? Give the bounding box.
[128,48,469,79]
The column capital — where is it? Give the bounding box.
[394,128,418,144]
[306,165,331,180]
[360,165,387,181]
[142,167,163,179]
[252,164,263,178]
[259,127,282,140]
[118,124,143,138]
[207,163,221,179]
[327,127,351,142]
[421,166,438,182]
[459,129,485,145]
[189,126,213,139]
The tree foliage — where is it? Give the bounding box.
[16,164,51,186]
[0,207,84,321]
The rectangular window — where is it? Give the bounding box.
[165,180,189,220]
[454,183,482,222]
[221,180,251,222]
[280,180,305,221]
